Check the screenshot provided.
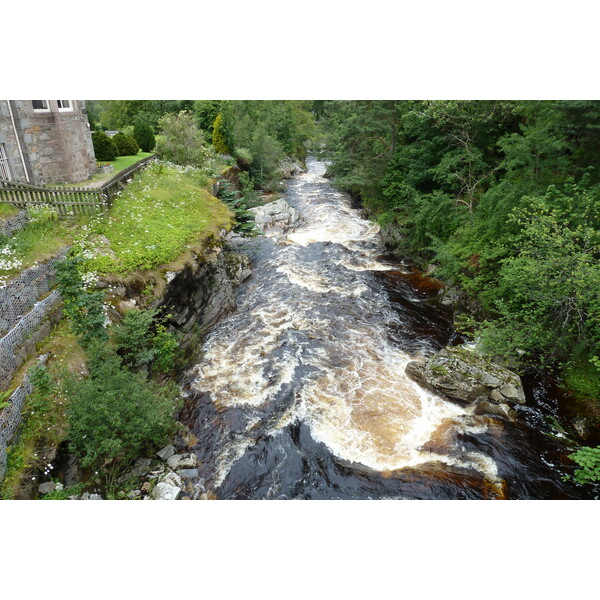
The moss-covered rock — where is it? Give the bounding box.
[406,345,526,409]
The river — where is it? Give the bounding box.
[180,158,594,500]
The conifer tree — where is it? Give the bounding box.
[212,114,229,154]
[133,119,156,152]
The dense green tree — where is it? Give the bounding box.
[212,114,229,154]
[94,100,194,131]
[111,132,139,156]
[249,124,285,189]
[133,119,156,152]
[194,100,222,133]
[91,131,118,161]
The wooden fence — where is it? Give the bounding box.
[0,154,156,218]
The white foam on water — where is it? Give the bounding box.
[190,158,500,488]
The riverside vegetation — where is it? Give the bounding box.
[1,100,598,497]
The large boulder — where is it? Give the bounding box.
[406,346,526,409]
[151,482,181,500]
[279,159,306,179]
[166,453,198,470]
[251,199,301,236]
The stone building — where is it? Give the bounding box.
[0,100,96,185]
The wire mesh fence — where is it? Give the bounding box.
[0,249,67,337]
[0,290,61,391]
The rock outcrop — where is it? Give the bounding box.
[251,199,301,236]
[279,159,306,179]
[406,345,526,418]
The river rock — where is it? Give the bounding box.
[279,159,306,179]
[166,453,197,470]
[406,345,526,407]
[38,482,56,495]
[160,471,183,489]
[572,416,593,441]
[177,469,199,479]
[130,457,153,476]
[251,199,301,235]
[151,482,181,500]
[157,445,176,461]
[379,222,405,254]
[470,399,515,420]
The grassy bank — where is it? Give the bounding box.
[1,161,232,286]
[75,161,232,275]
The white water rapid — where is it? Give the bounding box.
[187,159,500,497]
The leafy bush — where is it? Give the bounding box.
[133,119,156,152]
[212,114,230,154]
[568,446,600,484]
[156,111,215,168]
[112,132,139,156]
[54,255,107,348]
[112,308,180,373]
[64,344,179,491]
[91,131,118,161]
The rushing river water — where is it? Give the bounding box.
[181,158,594,500]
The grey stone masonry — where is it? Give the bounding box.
[0,100,96,185]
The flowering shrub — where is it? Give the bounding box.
[27,204,59,224]
[0,243,23,285]
[54,255,108,348]
[156,111,216,168]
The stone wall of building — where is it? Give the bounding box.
[0,101,28,182]
[0,100,97,185]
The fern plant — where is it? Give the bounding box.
[217,182,261,237]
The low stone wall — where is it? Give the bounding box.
[0,375,34,481]
[0,290,62,391]
[0,249,67,337]
[0,211,29,238]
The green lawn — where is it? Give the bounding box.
[50,152,155,188]
[106,152,155,173]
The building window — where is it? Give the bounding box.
[32,100,50,111]
[0,143,12,180]
[57,100,73,112]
